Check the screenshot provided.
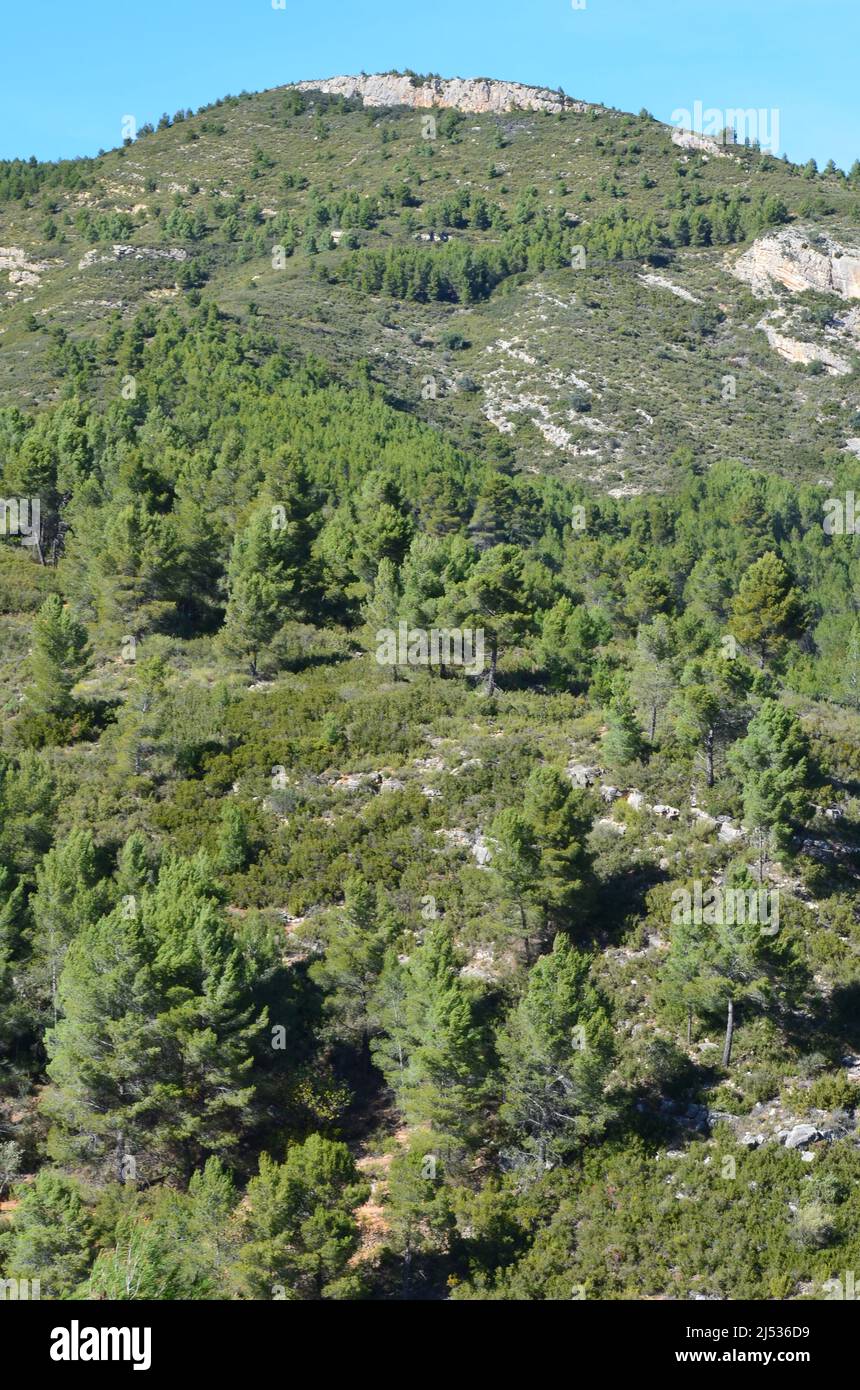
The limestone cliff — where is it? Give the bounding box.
[731,226,860,300]
[289,73,597,115]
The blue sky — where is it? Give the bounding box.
[3,0,858,168]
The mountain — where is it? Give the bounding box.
[2,73,859,490]
[2,74,860,1308]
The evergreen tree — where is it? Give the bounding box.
[727,700,810,875]
[26,593,89,717]
[731,552,804,667]
[602,680,646,767]
[522,765,593,936]
[43,904,165,1181]
[309,875,392,1052]
[488,808,540,962]
[216,801,251,873]
[535,598,610,691]
[661,893,719,1045]
[459,543,532,694]
[630,616,677,743]
[497,935,614,1170]
[361,557,402,675]
[672,650,752,787]
[232,1138,367,1300]
[383,1132,456,1297]
[7,1170,93,1297]
[25,827,112,1024]
[44,855,265,1182]
[377,924,489,1137]
[221,506,304,677]
[84,1159,237,1299]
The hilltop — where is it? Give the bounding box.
[1,73,859,491]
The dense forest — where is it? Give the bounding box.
[1,75,860,1302]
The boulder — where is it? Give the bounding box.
[567,763,600,787]
[785,1124,820,1149]
[718,821,744,844]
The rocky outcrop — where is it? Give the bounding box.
[0,245,58,291]
[671,128,731,159]
[78,245,187,269]
[731,226,860,300]
[290,73,596,115]
[757,313,851,375]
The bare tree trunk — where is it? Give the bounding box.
[686,1008,693,1047]
[486,640,498,696]
[519,901,531,966]
[722,997,735,1068]
[705,727,715,788]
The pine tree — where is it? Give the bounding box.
[378,924,489,1137]
[26,827,112,1024]
[221,506,302,678]
[728,700,810,875]
[731,551,804,667]
[146,859,263,1176]
[535,598,609,691]
[497,935,614,1169]
[522,765,593,936]
[459,543,532,694]
[602,681,646,767]
[7,1170,94,1297]
[361,556,402,675]
[83,500,180,638]
[232,1138,367,1300]
[309,875,392,1052]
[489,808,540,962]
[216,801,251,873]
[661,896,718,1045]
[0,865,28,1083]
[115,831,154,899]
[350,472,414,580]
[84,1159,237,1299]
[26,594,89,717]
[43,904,165,1181]
[0,749,55,877]
[384,1132,456,1296]
[630,616,677,743]
[44,855,265,1182]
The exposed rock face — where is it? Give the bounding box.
[78,245,187,269]
[757,313,851,376]
[731,227,860,300]
[0,245,58,291]
[671,128,731,159]
[290,73,596,115]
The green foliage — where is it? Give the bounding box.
[1,78,859,1305]
[232,1138,367,1299]
[498,935,615,1169]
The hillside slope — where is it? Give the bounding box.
[2,74,859,488]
